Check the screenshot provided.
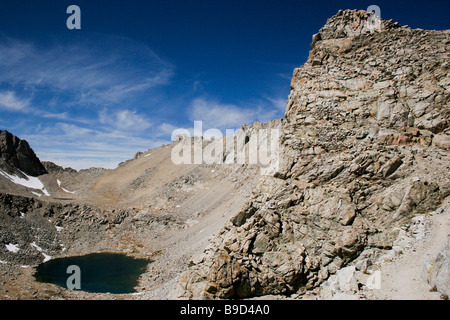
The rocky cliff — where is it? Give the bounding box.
[172,9,450,299]
[0,130,47,177]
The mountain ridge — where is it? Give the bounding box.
[0,9,449,300]
[171,9,450,299]
[0,130,47,177]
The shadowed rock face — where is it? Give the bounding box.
[171,10,450,299]
[0,130,47,177]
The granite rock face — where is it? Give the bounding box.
[0,130,47,177]
[172,10,450,299]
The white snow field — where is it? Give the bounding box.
[0,169,50,197]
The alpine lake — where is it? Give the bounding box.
[34,253,150,294]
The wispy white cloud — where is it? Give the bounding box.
[188,96,285,131]
[189,98,256,130]
[99,108,152,132]
[40,112,69,120]
[264,96,287,113]
[0,91,30,111]
[0,35,177,169]
[156,123,179,137]
[0,35,173,106]
[23,122,170,170]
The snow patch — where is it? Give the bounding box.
[61,187,75,194]
[31,242,52,262]
[30,242,42,251]
[42,253,52,262]
[6,243,20,253]
[57,179,76,194]
[0,169,50,196]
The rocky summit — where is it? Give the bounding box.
[0,9,449,300]
[171,9,450,299]
[0,130,47,177]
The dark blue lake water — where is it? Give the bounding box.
[34,253,150,294]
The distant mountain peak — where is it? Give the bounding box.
[0,130,47,177]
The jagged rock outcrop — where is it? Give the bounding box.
[0,130,47,176]
[171,9,450,299]
[41,161,77,175]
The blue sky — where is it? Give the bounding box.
[0,0,449,170]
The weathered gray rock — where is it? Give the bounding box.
[172,9,450,299]
[432,134,450,150]
[322,266,359,294]
[422,233,450,296]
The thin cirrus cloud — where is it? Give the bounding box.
[99,108,152,132]
[0,35,176,169]
[0,90,30,111]
[0,35,174,107]
[22,122,171,170]
[188,96,286,132]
